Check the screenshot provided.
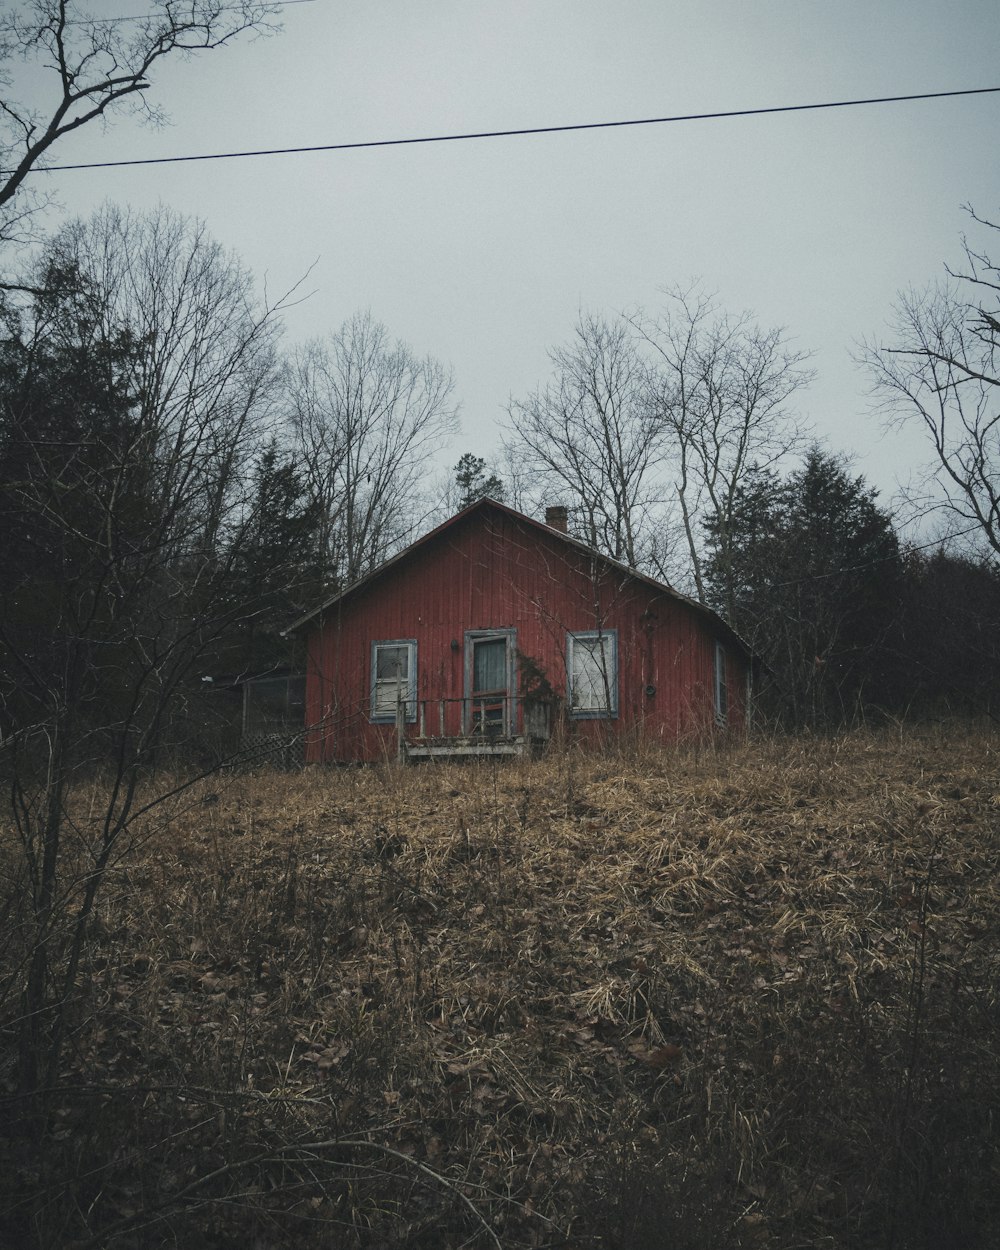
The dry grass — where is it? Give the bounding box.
[1,722,998,1248]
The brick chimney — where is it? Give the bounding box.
[545,505,569,533]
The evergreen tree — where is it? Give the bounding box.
[896,549,1000,715]
[221,438,321,674]
[704,464,785,627]
[0,207,295,1097]
[707,448,903,727]
[0,263,153,740]
[454,452,505,508]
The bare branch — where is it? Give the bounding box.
[630,284,813,608]
[287,312,459,587]
[0,1,281,240]
[862,227,1000,559]
[503,313,664,569]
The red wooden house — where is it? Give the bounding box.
[287,498,754,762]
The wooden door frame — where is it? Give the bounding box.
[463,629,517,735]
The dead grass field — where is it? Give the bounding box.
[2,723,999,1248]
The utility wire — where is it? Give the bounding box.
[66,0,316,25]
[18,85,1000,175]
[768,524,985,590]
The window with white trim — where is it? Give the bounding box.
[371,640,417,722]
[568,630,618,718]
[714,641,728,724]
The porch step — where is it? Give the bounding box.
[404,734,530,760]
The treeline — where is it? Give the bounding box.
[0,207,459,763]
[703,450,1000,727]
[494,276,1000,729]
[4,206,1000,767]
[0,1,997,1130]
[0,204,465,1104]
[3,1,995,740]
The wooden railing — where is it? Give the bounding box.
[392,695,551,761]
[395,695,513,740]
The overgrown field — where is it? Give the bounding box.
[2,725,999,1249]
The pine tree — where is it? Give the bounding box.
[454,452,505,508]
[706,448,902,727]
[221,438,321,674]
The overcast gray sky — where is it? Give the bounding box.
[10,0,1000,521]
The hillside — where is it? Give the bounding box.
[1,725,998,1249]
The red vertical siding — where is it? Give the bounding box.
[302,507,749,762]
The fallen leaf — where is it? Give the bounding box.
[629,1041,683,1068]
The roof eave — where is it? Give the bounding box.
[282,496,757,660]
[282,497,506,636]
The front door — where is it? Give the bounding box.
[465,631,515,735]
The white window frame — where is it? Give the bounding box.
[714,641,728,725]
[370,639,417,723]
[567,629,618,719]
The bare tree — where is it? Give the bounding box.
[504,314,663,569]
[287,312,458,588]
[0,205,292,1096]
[633,286,813,610]
[863,208,1000,558]
[55,203,287,553]
[0,0,278,243]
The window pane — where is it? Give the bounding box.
[714,644,728,721]
[372,642,414,721]
[573,636,611,710]
[376,645,409,680]
[374,680,403,716]
[473,638,507,693]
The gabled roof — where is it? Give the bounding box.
[284,497,754,658]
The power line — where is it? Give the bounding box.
[18,85,1000,175]
[65,0,316,25]
[769,524,985,590]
